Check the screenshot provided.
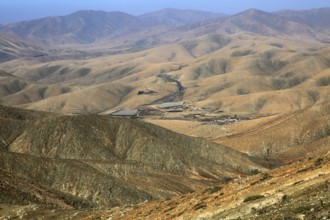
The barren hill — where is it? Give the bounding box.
[0,7,330,219]
[0,9,223,46]
[276,7,330,30]
[139,8,223,26]
[2,146,329,219]
[0,11,140,45]
[89,152,330,219]
[0,33,46,62]
[0,105,263,209]
[2,8,329,49]
[1,32,329,115]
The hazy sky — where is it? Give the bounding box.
[1,0,329,24]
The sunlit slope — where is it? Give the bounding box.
[1,32,329,115]
[0,47,191,113]
[0,8,330,115]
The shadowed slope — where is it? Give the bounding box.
[0,105,263,208]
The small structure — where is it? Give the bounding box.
[158,101,185,109]
[138,106,162,116]
[137,89,157,95]
[110,109,139,118]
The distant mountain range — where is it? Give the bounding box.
[275,7,330,29]
[1,8,329,46]
[139,8,223,26]
[0,9,223,45]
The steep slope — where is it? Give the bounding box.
[227,9,317,38]
[161,8,330,45]
[0,73,28,98]
[0,169,93,209]
[0,33,46,62]
[3,8,329,49]
[0,8,329,58]
[4,150,329,219]
[0,9,223,46]
[276,7,330,29]
[117,152,330,219]
[0,105,263,209]
[0,10,140,44]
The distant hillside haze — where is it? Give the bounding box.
[139,8,223,26]
[223,8,320,38]
[275,7,330,29]
[0,10,140,44]
[0,8,329,45]
[0,9,223,45]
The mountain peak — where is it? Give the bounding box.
[237,8,271,17]
[0,7,329,46]
[69,9,133,17]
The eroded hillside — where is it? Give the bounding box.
[2,148,329,219]
[0,7,330,220]
[0,105,263,210]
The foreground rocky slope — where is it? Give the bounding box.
[0,105,263,209]
[110,152,330,220]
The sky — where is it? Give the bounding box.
[0,0,329,24]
